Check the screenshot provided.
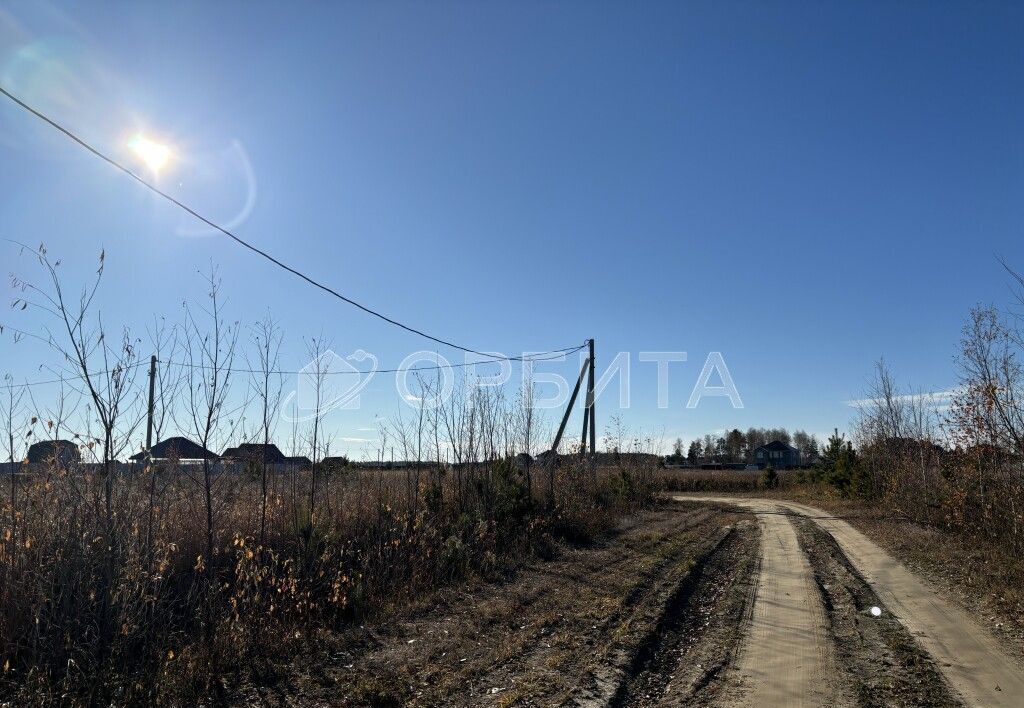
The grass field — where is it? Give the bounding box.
[0,458,656,705]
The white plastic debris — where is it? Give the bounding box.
[870,606,882,617]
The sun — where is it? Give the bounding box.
[128,133,171,173]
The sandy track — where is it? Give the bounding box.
[696,499,847,708]
[675,496,1024,708]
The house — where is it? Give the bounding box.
[221,443,287,464]
[285,455,312,468]
[751,440,801,468]
[130,437,219,463]
[358,460,413,469]
[27,439,80,467]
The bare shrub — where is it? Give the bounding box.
[944,306,1024,552]
[0,252,655,705]
[851,359,945,520]
[853,301,1024,555]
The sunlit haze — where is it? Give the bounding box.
[128,133,170,173]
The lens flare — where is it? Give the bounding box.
[128,134,171,173]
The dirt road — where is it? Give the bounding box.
[677,496,1024,708]
[705,499,846,707]
[253,499,1024,707]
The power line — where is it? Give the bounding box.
[0,86,583,361]
[0,361,151,390]
[159,345,585,377]
[0,346,584,390]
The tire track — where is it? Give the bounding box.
[674,496,1024,708]
[563,523,737,707]
[707,499,850,708]
[607,520,759,707]
[778,498,1024,707]
[794,518,960,707]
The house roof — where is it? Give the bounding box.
[221,443,286,463]
[27,439,80,463]
[285,455,312,465]
[130,436,219,461]
[755,440,798,453]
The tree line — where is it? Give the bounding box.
[665,428,820,465]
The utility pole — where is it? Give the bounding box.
[145,355,157,453]
[587,338,596,456]
[580,403,589,454]
[551,340,597,458]
[552,356,590,454]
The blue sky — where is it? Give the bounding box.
[1,1,1022,455]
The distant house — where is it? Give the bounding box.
[221,443,287,464]
[130,437,219,464]
[285,455,312,468]
[358,460,413,469]
[27,439,80,467]
[752,440,800,468]
[322,456,350,470]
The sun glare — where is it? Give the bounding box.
[128,134,171,173]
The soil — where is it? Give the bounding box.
[239,503,757,707]
[793,517,960,707]
[234,497,1024,708]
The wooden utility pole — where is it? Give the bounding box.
[145,355,157,453]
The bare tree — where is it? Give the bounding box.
[792,430,819,463]
[10,244,145,677]
[388,373,430,525]
[302,335,332,529]
[439,376,469,503]
[180,267,239,585]
[141,317,184,559]
[949,305,1024,545]
[956,307,1024,456]
[248,313,283,546]
[514,376,538,500]
[11,246,144,514]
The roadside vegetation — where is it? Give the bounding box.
[0,248,659,705]
[0,457,657,705]
[660,267,1024,659]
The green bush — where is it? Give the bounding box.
[815,429,871,498]
[760,465,779,489]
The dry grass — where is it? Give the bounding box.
[0,459,656,705]
[656,467,798,493]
